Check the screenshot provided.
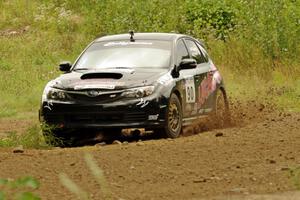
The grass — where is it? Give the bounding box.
[220,67,300,112]
[0,124,48,149]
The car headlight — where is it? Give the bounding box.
[121,86,155,98]
[47,88,67,101]
[42,81,68,102]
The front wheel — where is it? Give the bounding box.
[156,93,183,138]
[102,128,123,141]
[42,128,75,147]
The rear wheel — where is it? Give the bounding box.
[156,93,182,138]
[214,88,230,127]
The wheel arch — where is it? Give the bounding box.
[171,88,184,109]
[161,89,183,138]
[173,89,182,103]
[217,79,226,91]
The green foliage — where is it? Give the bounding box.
[233,0,300,60]
[40,123,70,147]
[9,177,40,190]
[185,0,236,41]
[0,177,40,200]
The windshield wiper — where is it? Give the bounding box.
[73,68,90,71]
[109,67,133,69]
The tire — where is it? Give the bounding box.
[157,93,183,138]
[214,88,230,127]
[102,128,123,141]
[41,124,76,147]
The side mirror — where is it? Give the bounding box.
[179,59,197,70]
[59,61,72,72]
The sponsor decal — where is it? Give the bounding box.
[198,74,213,107]
[197,67,222,108]
[185,76,196,103]
[198,109,205,114]
[148,114,159,121]
[104,41,153,47]
[44,101,53,111]
[205,108,213,112]
[72,80,125,90]
[86,90,102,97]
[74,84,115,90]
[198,108,213,114]
[137,98,149,108]
[213,71,222,85]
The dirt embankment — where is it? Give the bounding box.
[0,100,300,199]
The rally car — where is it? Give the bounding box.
[39,32,229,143]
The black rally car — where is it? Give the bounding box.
[40,32,229,140]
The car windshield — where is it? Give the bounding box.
[73,40,172,70]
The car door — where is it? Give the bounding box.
[175,39,198,118]
[184,39,211,115]
[196,42,218,112]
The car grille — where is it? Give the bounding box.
[44,111,148,124]
[67,91,122,103]
[125,112,148,122]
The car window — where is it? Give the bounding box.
[74,40,172,69]
[176,39,189,65]
[185,39,207,64]
[196,42,209,63]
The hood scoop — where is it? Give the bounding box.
[81,73,123,80]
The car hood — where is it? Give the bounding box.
[52,68,169,90]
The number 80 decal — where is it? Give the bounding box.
[185,77,196,103]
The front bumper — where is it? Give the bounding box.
[39,95,168,129]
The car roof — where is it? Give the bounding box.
[95,32,190,42]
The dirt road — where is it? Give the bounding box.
[0,101,300,199]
